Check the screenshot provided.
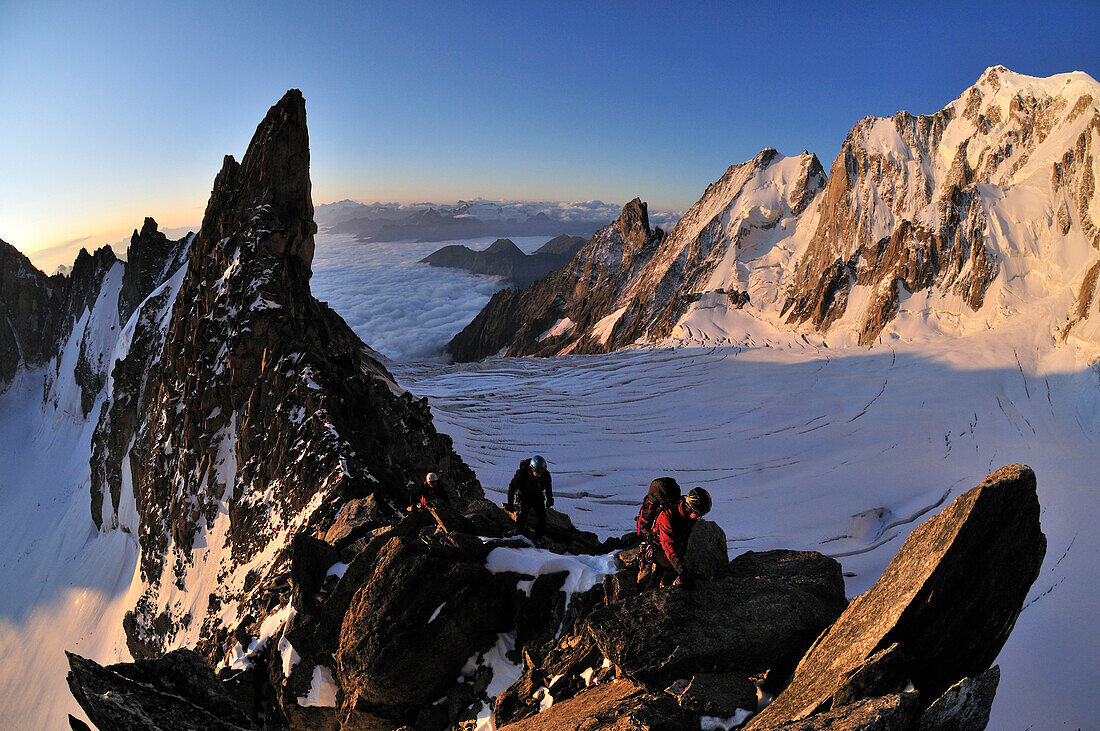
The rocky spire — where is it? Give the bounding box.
[97,90,480,662]
[0,238,54,387]
[193,88,315,281]
[118,218,191,322]
[618,198,652,254]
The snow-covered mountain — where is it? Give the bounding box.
[451,67,1100,362]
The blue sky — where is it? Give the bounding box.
[1,0,1097,262]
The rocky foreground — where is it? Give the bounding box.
[67,464,1044,730]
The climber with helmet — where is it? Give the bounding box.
[412,472,449,509]
[507,455,554,539]
[651,487,712,587]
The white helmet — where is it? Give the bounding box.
[425,472,440,484]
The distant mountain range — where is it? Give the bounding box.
[419,235,587,287]
[314,198,680,243]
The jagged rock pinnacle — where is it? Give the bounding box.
[196,89,316,274]
[619,197,651,253]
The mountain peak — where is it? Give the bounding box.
[195,90,316,275]
[486,238,521,254]
[619,197,651,252]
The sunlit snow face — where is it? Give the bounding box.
[310,234,547,361]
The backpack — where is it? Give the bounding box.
[636,477,681,539]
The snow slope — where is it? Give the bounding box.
[0,366,142,728]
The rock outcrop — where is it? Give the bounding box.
[0,238,55,388]
[747,464,1045,728]
[118,217,192,322]
[66,650,254,731]
[334,534,515,728]
[0,236,131,411]
[586,550,847,690]
[493,548,846,727]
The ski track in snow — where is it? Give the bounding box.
[1,232,1099,729]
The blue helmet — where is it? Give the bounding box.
[530,455,547,473]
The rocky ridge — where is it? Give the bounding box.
[0,91,487,727]
[67,464,1045,730]
[0,232,180,416]
[82,91,483,673]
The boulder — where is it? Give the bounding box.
[335,535,515,727]
[323,496,383,546]
[496,679,694,730]
[750,691,921,730]
[666,672,759,716]
[65,649,254,730]
[747,465,1045,728]
[724,549,847,603]
[685,519,728,578]
[585,551,847,689]
[918,666,1000,731]
[463,498,518,537]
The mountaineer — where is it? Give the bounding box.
[507,455,554,539]
[647,486,712,588]
[412,471,449,509]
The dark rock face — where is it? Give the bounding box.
[0,235,126,414]
[747,464,1045,728]
[420,235,586,288]
[334,535,515,727]
[118,217,192,322]
[0,239,55,387]
[90,225,191,530]
[585,552,847,689]
[917,666,999,731]
[66,649,254,730]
